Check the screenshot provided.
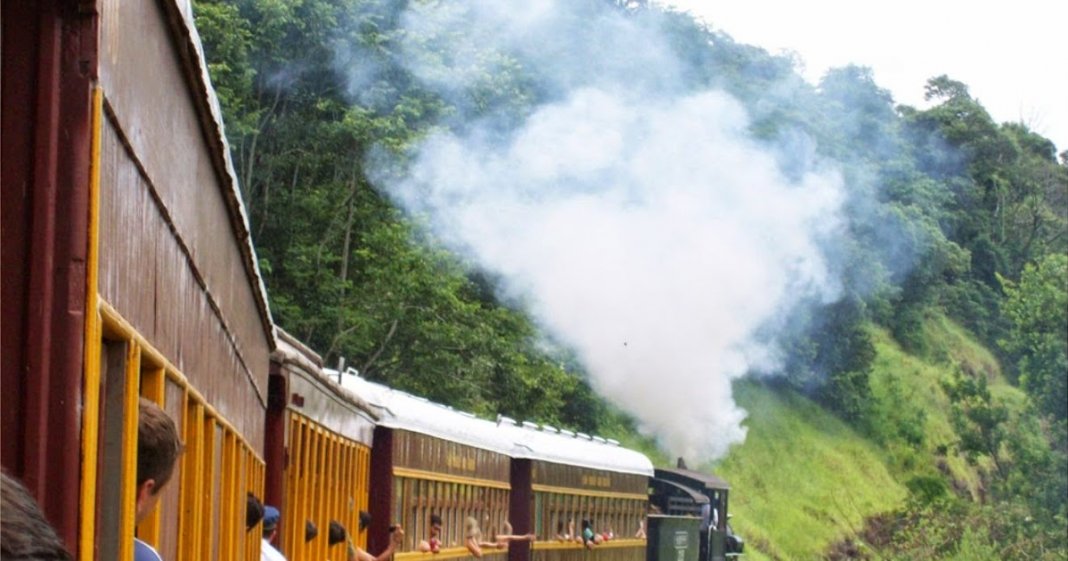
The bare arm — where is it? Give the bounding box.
[494,533,536,546]
[352,526,405,561]
[465,537,483,558]
[495,534,536,541]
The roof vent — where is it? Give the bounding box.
[607,439,620,446]
[522,421,540,430]
[592,436,607,444]
[540,424,559,433]
[577,432,592,440]
[560,429,576,437]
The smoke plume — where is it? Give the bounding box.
[341,0,852,461]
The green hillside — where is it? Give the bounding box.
[707,316,1039,560]
[714,381,906,560]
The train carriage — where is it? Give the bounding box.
[3,1,275,560]
[340,373,517,561]
[496,422,653,561]
[266,331,380,561]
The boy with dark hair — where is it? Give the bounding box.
[328,520,348,547]
[247,493,265,531]
[1,472,73,561]
[358,510,373,533]
[135,398,182,561]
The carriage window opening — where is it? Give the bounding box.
[96,339,134,561]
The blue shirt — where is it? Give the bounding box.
[134,538,163,561]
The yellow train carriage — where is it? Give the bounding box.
[497,422,652,561]
[267,332,379,561]
[341,374,517,561]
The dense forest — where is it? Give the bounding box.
[192,0,1067,558]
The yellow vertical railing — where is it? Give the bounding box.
[138,366,166,548]
[240,440,253,560]
[283,415,302,558]
[300,422,313,559]
[309,425,322,561]
[178,400,203,560]
[220,431,237,561]
[118,343,142,561]
[247,447,261,561]
[200,415,217,560]
[343,443,354,543]
[80,85,104,561]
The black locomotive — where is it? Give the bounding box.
[649,466,745,561]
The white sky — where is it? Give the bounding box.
[659,0,1067,154]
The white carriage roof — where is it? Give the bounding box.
[498,420,654,477]
[335,372,517,456]
[334,371,654,476]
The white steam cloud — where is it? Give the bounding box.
[346,0,849,461]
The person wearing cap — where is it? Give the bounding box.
[262,506,286,561]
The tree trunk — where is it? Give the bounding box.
[244,85,284,209]
[361,318,400,376]
[339,173,358,292]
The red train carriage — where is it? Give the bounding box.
[2,1,275,560]
[266,331,380,561]
[340,373,518,561]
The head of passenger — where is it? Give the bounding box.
[429,514,442,537]
[136,398,183,524]
[246,493,264,532]
[1,472,73,561]
[263,506,281,543]
[306,520,319,542]
[329,520,348,547]
[465,517,480,539]
[359,510,373,533]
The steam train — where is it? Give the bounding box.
[1,1,741,561]
[269,333,745,561]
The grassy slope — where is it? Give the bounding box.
[701,315,1024,560]
[711,382,906,561]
